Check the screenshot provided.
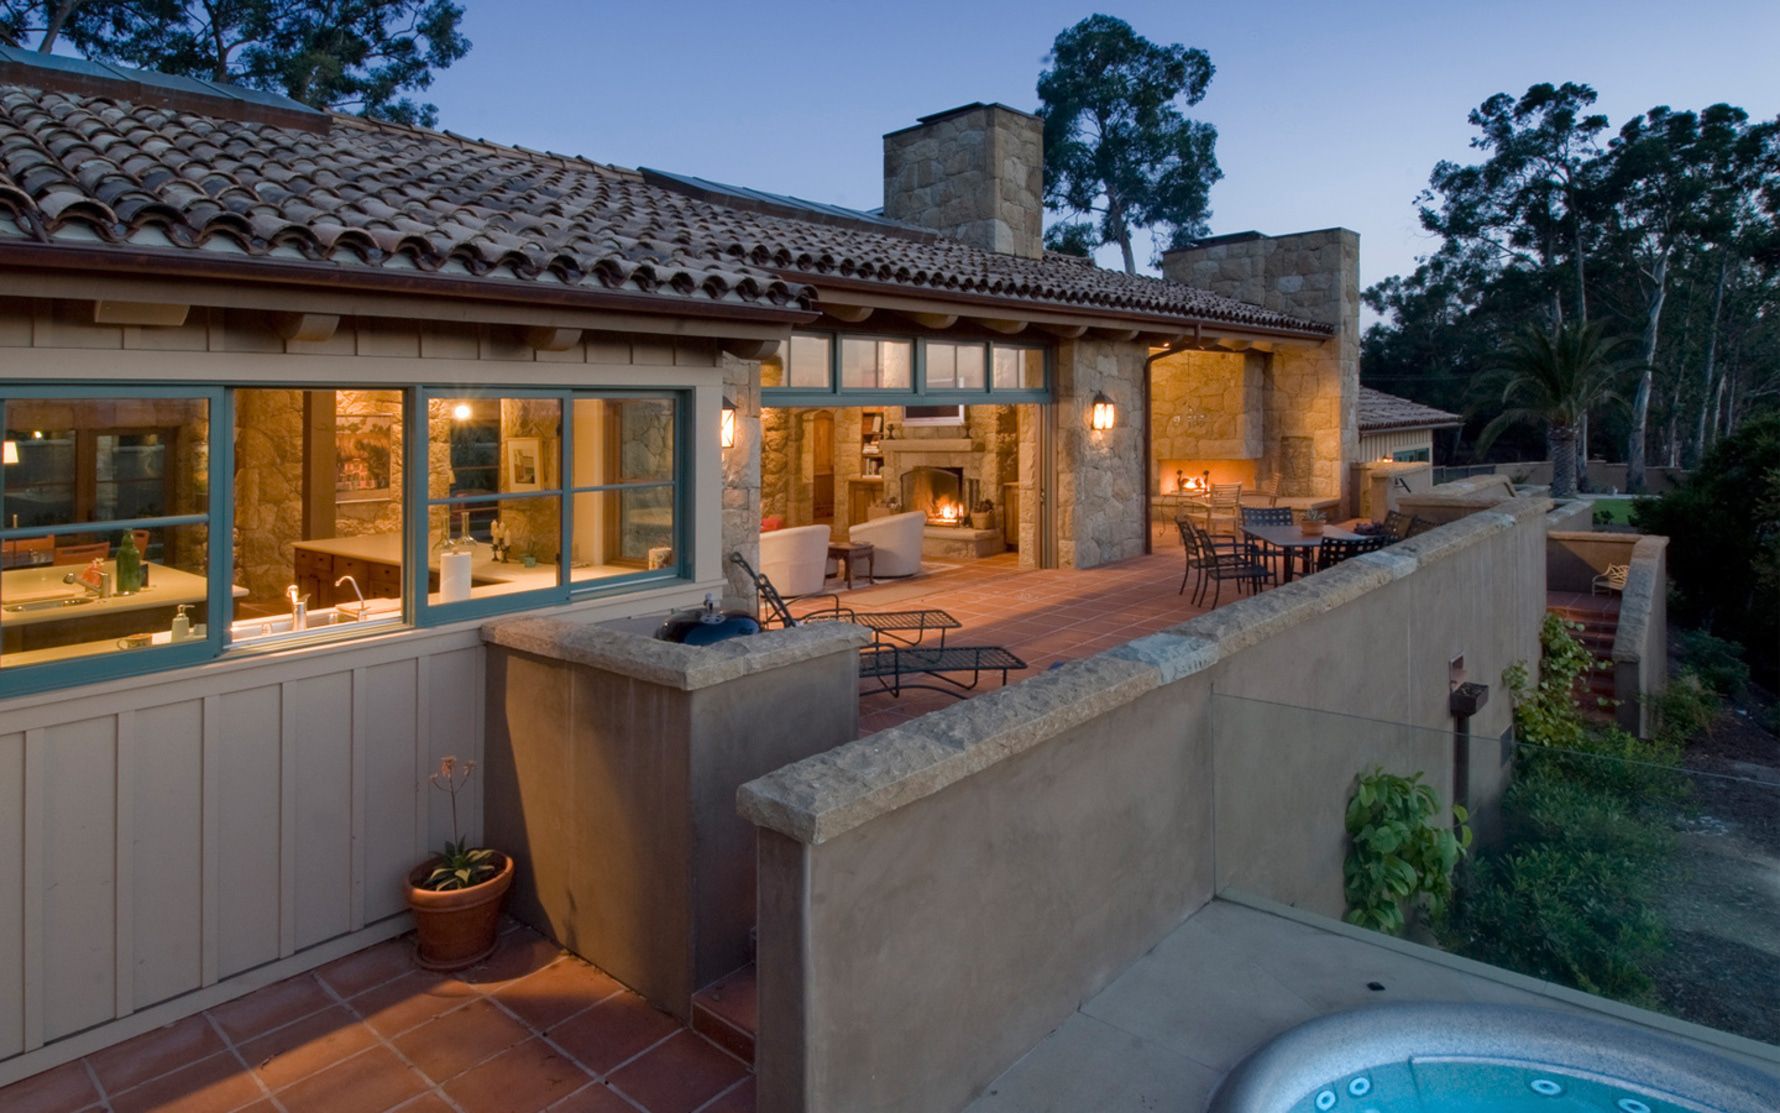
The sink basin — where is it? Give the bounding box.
[4,596,97,613]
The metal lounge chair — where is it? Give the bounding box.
[729,554,1021,697]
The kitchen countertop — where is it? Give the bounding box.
[296,533,617,597]
[1,561,238,629]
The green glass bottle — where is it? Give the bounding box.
[115,531,141,594]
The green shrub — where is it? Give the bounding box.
[1447,846,1666,1002]
[1343,767,1471,936]
[1675,630,1750,696]
[1653,670,1720,748]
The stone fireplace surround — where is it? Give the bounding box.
[878,436,1005,559]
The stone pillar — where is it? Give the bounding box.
[1161,229,1360,508]
[883,103,1044,259]
[1054,337,1147,568]
[721,353,762,609]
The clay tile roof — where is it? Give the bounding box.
[0,72,1333,335]
[1357,387,1463,433]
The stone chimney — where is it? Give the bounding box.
[1160,229,1361,505]
[883,103,1044,259]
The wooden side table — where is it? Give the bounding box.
[827,541,875,589]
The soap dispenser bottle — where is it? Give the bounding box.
[170,604,191,643]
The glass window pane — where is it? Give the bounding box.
[993,346,1045,390]
[571,486,675,583]
[926,343,956,389]
[572,398,675,487]
[230,389,406,644]
[942,343,986,390]
[4,397,209,528]
[427,498,561,605]
[841,338,912,390]
[430,397,561,498]
[788,334,831,389]
[1,524,209,670]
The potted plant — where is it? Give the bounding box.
[970,498,995,531]
[406,757,514,970]
[1299,508,1328,537]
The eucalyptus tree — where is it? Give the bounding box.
[0,0,469,126]
[1037,14,1222,273]
[1475,322,1633,499]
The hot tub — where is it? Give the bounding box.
[1208,1003,1778,1113]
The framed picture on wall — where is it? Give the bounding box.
[505,437,543,492]
[336,414,394,502]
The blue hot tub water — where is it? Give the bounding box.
[1294,1058,1695,1113]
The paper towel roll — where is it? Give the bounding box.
[440,550,473,603]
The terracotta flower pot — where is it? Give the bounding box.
[1299,521,1326,537]
[406,852,514,971]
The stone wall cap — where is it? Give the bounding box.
[482,615,870,691]
[737,654,1161,844]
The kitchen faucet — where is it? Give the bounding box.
[63,568,112,599]
[334,575,365,618]
[287,584,309,631]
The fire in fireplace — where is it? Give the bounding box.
[902,465,979,525]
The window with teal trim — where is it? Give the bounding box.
[419,389,684,621]
[1,394,216,675]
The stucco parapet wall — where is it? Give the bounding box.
[480,616,870,691]
[736,654,1161,844]
[1611,535,1668,666]
[738,496,1552,845]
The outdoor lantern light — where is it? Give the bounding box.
[2,440,17,465]
[1090,391,1117,431]
[720,396,737,449]
[451,402,473,422]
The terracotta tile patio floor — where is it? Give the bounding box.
[835,537,1220,736]
[0,922,753,1113]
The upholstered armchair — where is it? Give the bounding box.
[849,511,926,578]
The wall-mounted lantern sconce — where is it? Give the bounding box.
[2,440,17,465]
[720,397,737,449]
[1089,391,1117,431]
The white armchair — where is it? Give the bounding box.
[757,524,832,596]
[849,511,926,578]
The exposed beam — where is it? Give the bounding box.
[722,337,781,361]
[271,311,340,343]
[518,325,583,352]
[1141,331,1189,348]
[93,300,189,327]
[974,317,1028,335]
[823,303,875,323]
[906,312,959,330]
[1037,323,1089,339]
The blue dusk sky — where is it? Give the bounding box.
[429,1,1779,301]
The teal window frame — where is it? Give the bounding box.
[0,384,231,697]
[411,387,689,627]
[1391,447,1431,463]
[762,329,1052,406]
[0,383,691,697]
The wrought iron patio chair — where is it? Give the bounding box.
[1315,534,1388,571]
[1239,506,1294,584]
[1382,510,1416,543]
[1179,519,1267,607]
[1402,515,1440,539]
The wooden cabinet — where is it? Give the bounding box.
[292,543,402,607]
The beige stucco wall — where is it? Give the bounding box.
[741,497,1549,1113]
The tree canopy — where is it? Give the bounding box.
[1365,82,1779,487]
[1036,14,1221,274]
[0,0,470,126]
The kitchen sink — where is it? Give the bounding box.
[4,596,97,613]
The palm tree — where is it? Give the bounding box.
[1475,322,1633,499]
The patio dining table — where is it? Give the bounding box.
[1242,522,1365,584]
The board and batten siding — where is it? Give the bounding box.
[0,628,485,1076]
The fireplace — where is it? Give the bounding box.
[902,465,979,525]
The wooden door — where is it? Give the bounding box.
[811,412,835,519]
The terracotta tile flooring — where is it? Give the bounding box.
[1,922,753,1113]
[838,535,1219,735]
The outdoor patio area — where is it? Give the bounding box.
[0,922,754,1113]
[832,545,1216,735]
